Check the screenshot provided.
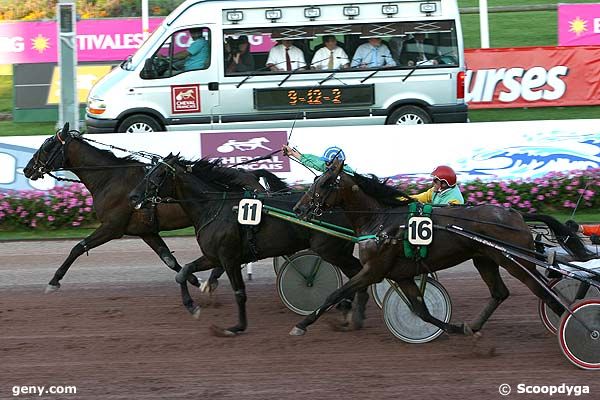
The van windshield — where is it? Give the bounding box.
[127,25,167,70]
[223,20,459,76]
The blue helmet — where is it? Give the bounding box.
[321,146,346,162]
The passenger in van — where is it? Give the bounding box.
[311,35,349,70]
[226,35,255,73]
[173,28,209,71]
[400,33,439,66]
[266,40,306,71]
[351,37,396,69]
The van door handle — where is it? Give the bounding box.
[208,82,219,91]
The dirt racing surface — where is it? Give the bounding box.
[0,237,596,399]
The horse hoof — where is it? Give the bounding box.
[463,323,474,336]
[192,306,201,320]
[199,280,211,293]
[188,276,201,288]
[289,326,306,336]
[45,284,60,294]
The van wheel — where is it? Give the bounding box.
[387,106,431,125]
[118,115,163,133]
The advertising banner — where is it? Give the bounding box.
[0,18,163,63]
[1,120,598,191]
[0,18,276,64]
[558,3,600,46]
[465,46,600,109]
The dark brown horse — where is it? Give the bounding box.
[128,154,368,336]
[291,158,567,337]
[22,124,266,313]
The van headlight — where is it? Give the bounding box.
[87,97,106,115]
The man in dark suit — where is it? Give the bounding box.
[399,33,439,66]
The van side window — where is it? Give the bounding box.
[141,27,211,79]
[222,21,458,76]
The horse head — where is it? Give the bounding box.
[293,157,345,219]
[23,123,80,180]
[129,153,179,209]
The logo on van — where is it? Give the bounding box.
[171,85,201,113]
[216,137,272,153]
[201,131,290,172]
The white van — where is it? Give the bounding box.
[86,0,467,133]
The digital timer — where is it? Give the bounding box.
[254,85,374,110]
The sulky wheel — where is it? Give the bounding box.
[371,272,439,309]
[276,250,342,315]
[272,256,287,275]
[558,298,600,370]
[382,277,452,343]
[538,278,600,334]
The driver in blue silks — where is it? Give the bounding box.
[282,145,354,173]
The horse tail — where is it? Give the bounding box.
[521,212,595,261]
[250,170,288,192]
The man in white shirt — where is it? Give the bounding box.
[351,38,396,68]
[311,35,349,70]
[266,40,306,71]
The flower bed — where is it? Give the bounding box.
[0,183,95,230]
[1,169,598,230]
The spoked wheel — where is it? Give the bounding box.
[276,250,343,315]
[371,271,439,309]
[538,278,600,334]
[558,299,600,370]
[382,277,452,343]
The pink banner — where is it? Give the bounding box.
[558,4,600,46]
[0,18,163,63]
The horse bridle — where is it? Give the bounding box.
[30,130,71,177]
[305,170,341,217]
[137,160,178,206]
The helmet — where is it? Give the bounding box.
[431,165,457,186]
[321,146,346,162]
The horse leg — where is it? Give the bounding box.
[390,275,469,335]
[219,259,247,335]
[291,263,381,336]
[174,256,214,318]
[140,234,200,287]
[470,257,510,332]
[311,239,368,328]
[46,224,121,293]
[201,266,225,294]
[324,252,369,329]
[497,256,565,316]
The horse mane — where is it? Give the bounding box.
[76,137,145,166]
[350,173,413,207]
[171,156,253,191]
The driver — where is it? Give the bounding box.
[282,145,354,173]
[410,165,464,205]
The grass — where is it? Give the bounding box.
[0,75,11,113]
[0,226,196,241]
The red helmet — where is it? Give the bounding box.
[431,165,457,186]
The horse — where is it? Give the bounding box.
[290,158,572,337]
[22,124,269,313]
[128,154,369,336]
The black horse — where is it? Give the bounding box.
[290,158,577,337]
[22,124,267,305]
[128,154,368,336]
